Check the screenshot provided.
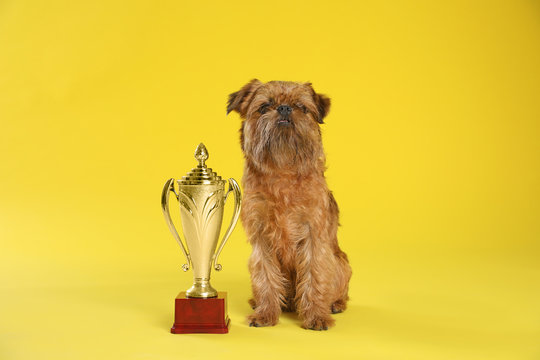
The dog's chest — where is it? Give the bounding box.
[243,172,328,263]
[255,179,320,257]
[272,200,309,250]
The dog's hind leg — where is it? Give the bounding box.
[248,298,256,309]
[331,249,352,314]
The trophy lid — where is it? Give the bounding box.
[178,143,224,185]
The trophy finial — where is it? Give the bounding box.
[195,143,209,167]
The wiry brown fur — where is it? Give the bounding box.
[227,79,352,330]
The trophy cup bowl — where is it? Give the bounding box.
[161,143,241,333]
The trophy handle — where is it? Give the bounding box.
[161,178,191,271]
[213,178,242,271]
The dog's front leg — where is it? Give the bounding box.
[247,241,286,327]
[295,234,335,330]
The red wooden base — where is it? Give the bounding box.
[171,291,229,334]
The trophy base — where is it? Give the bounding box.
[171,291,229,334]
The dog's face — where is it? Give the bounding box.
[227,79,331,172]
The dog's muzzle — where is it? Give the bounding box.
[277,117,292,126]
[277,104,293,126]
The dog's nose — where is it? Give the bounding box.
[277,104,293,116]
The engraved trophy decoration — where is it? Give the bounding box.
[161,143,241,334]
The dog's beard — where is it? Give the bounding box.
[247,115,319,171]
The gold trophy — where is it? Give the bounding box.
[161,143,241,333]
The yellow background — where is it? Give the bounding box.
[1,0,539,359]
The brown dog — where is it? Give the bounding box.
[227,79,352,330]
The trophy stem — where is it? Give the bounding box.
[186,278,218,298]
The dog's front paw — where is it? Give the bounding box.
[302,316,335,331]
[247,313,278,327]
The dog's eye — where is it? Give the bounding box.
[296,103,307,113]
[259,103,271,114]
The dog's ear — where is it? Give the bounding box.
[227,79,262,117]
[305,82,331,124]
[314,93,331,124]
